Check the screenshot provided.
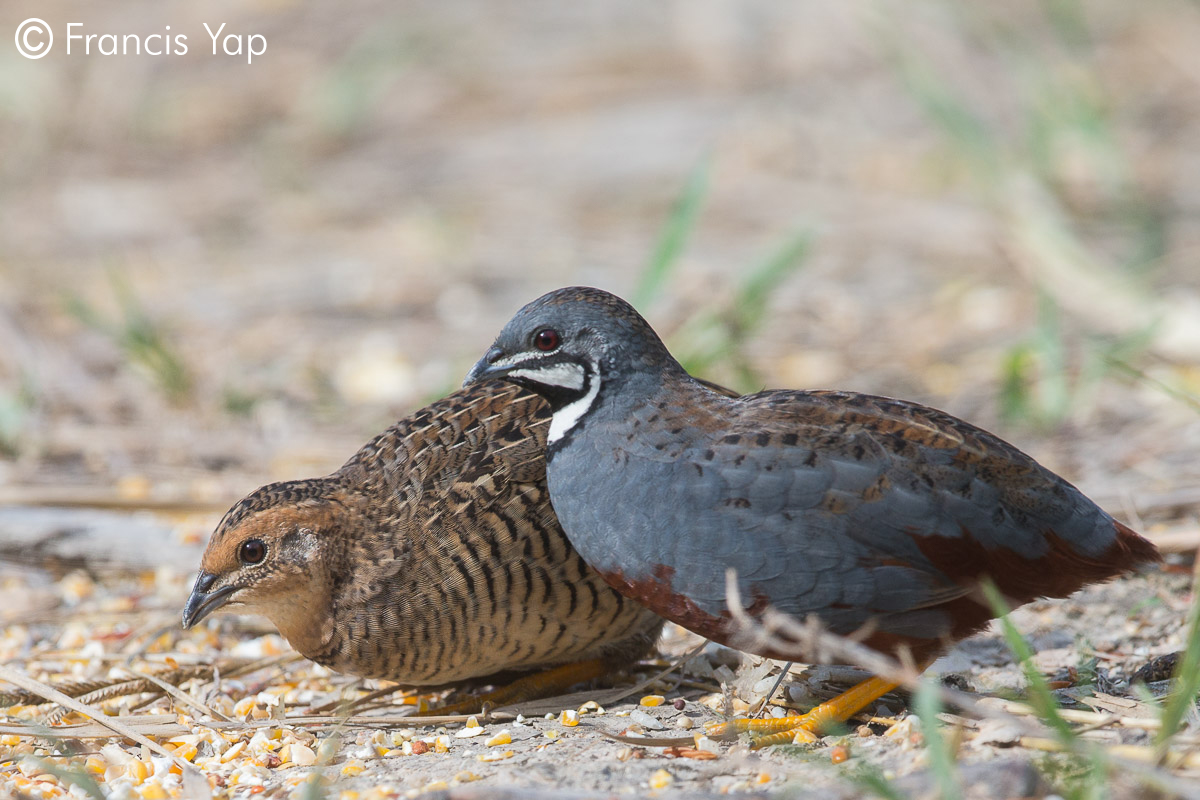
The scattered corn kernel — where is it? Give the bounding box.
[340,760,365,777]
[84,756,105,774]
[220,741,247,764]
[544,730,559,741]
[465,716,480,728]
[755,772,772,784]
[455,726,485,739]
[484,732,511,747]
[559,710,579,727]
[172,743,198,762]
[453,771,481,783]
[648,769,673,789]
[0,735,20,746]
[639,695,666,707]
[127,759,151,784]
[422,781,448,792]
[434,735,451,753]
[141,781,169,800]
[831,745,850,764]
[791,728,818,744]
[578,701,604,715]
[340,791,360,800]
[477,750,514,763]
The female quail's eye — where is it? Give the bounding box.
[533,328,560,352]
[239,539,267,565]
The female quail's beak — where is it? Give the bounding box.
[181,572,237,628]
[463,346,512,386]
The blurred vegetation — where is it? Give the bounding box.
[0,378,36,458]
[912,679,963,800]
[634,161,813,395]
[63,273,194,406]
[878,0,1164,427]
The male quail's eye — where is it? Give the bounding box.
[533,328,560,351]
[239,539,267,565]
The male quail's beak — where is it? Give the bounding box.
[463,346,513,386]
[181,572,237,628]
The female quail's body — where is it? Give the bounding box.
[182,381,663,685]
[465,286,1160,733]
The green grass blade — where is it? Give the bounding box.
[980,581,1075,745]
[847,764,907,800]
[1155,585,1200,753]
[633,159,711,309]
[913,679,963,800]
[22,757,105,800]
[733,229,812,328]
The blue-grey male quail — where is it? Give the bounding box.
[464,286,1160,741]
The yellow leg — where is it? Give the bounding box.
[420,658,610,716]
[705,675,898,748]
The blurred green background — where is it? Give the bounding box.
[1,0,1198,519]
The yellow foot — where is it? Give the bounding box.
[419,658,611,717]
[703,675,899,749]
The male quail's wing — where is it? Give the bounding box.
[706,390,1130,615]
[606,385,1133,640]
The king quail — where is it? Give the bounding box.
[182,380,663,698]
[465,286,1161,740]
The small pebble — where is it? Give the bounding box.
[629,710,665,731]
[976,719,1022,747]
[672,698,686,711]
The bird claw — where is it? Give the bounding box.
[703,715,821,749]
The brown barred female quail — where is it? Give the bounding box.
[181,381,663,702]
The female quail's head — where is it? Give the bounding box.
[182,480,349,655]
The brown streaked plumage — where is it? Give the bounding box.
[181,381,663,685]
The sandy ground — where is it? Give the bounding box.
[2,1,1200,797]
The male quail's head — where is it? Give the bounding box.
[466,287,683,442]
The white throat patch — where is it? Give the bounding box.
[507,362,584,391]
[548,366,601,444]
